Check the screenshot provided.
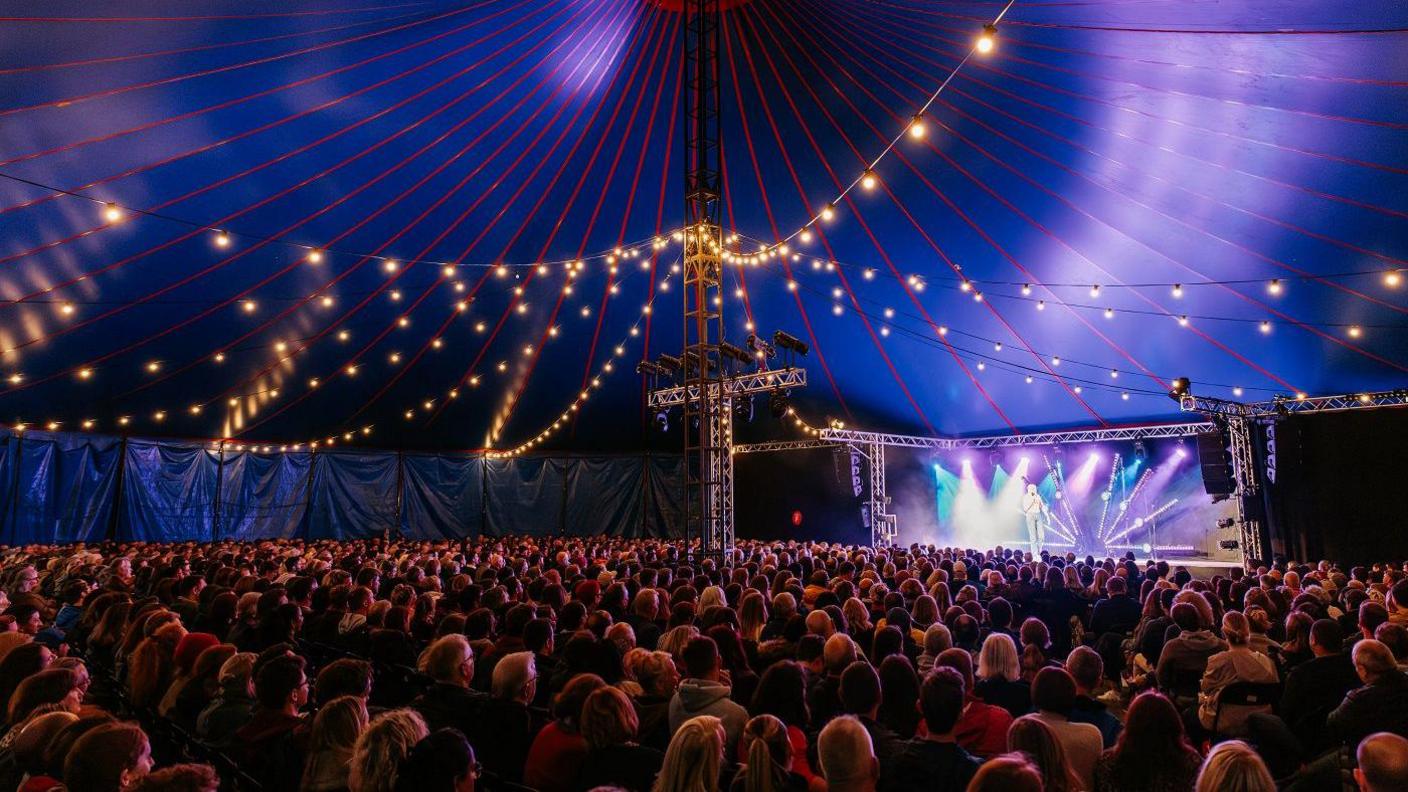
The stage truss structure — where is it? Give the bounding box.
[734,421,1216,548]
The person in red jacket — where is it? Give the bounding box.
[935,649,1012,758]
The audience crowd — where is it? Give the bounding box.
[0,536,1405,792]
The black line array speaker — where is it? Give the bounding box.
[1197,429,1236,497]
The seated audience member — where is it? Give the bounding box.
[1279,617,1361,752]
[1089,576,1141,638]
[412,635,487,735]
[1197,610,1278,736]
[301,695,369,792]
[1327,638,1408,747]
[655,715,726,792]
[634,649,682,752]
[876,655,923,739]
[63,721,154,792]
[5,710,77,791]
[671,636,750,752]
[809,633,856,729]
[1065,646,1120,748]
[1355,732,1408,792]
[974,634,1029,719]
[469,651,537,783]
[522,673,605,792]
[1029,667,1103,788]
[577,685,666,792]
[935,648,1011,759]
[1007,715,1079,792]
[349,709,428,792]
[196,651,256,743]
[169,642,236,728]
[1156,603,1227,698]
[128,764,220,792]
[747,661,817,783]
[627,589,664,651]
[395,728,478,792]
[818,714,879,792]
[963,754,1043,792]
[234,653,309,787]
[1093,691,1201,792]
[1193,740,1276,792]
[885,667,981,792]
[838,660,902,773]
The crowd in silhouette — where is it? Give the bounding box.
[0,536,1406,792]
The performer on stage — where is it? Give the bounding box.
[1021,481,1050,553]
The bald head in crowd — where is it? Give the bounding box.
[806,609,835,639]
[1352,639,1398,684]
[1356,732,1408,792]
[818,715,878,792]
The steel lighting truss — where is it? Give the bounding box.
[1179,389,1408,418]
[648,368,807,409]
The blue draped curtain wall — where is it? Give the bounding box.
[0,428,682,545]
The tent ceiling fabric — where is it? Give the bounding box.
[0,0,1404,451]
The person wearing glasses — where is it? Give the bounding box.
[468,651,538,783]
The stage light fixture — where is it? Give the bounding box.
[773,330,808,357]
[735,396,755,423]
[1133,440,1147,462]
[1168,377,1191,400]
[987,451,1001,468]
[769,390,791,419]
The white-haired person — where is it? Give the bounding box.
[465,651,538,783]
[1193,740,1275,792]
[974,633,1030,719]
[410,634,487,737]
[818,715,878,792]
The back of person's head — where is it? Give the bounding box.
[8,666,79,724]
[1172,599,1208,631]
[580,685,639,751]
[1310,618,1344,652]
[128,763,220,792]
[817,715,876,790]
[553,673,606,728]
[1195,740,1275,792]
[217,651,256,692]
[254,653,306,710]
[1008,715,1078,792]
[654,715,724,792]
[966,753,1043,792]
[349,709,429,792]
[839,661,882,716]
[417,634,473,684]
[977,632,1019,682]
[43,712,115,778]
[1065,646,1103,692]
[306,695,369,757]
[823,633,858,674]
[1223,610,1251,647]
[12,710,77,775]
[64,721,151,792]
[316,657,373,704]
[935,647,976,692]
[490,651,536,701]
[922,623,951,656]
[1356,732,1408,792]
[1031,666,1077,714]
[394,728,475,792]
[918,667,966,736]
[681,636,720,679]
[1354,639,1398,679]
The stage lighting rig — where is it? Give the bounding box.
[1169,377,1192,400]
[654,409,670,433]
[773,330,808,357]
[657,354,682,378]
[735,395,755,423]
[746,334,775,361]
[1134,440,1148,463]
[769,390,791,418]
[719,341,752,371]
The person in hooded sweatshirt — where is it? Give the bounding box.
[1156,603,1228,705]
[669,636,748,754]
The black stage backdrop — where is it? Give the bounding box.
[734,446,867,545]
[1259,408,1408,564]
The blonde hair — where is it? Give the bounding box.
[636,651,679,698]
[348,709,428,792]
[653,715,724,792]
[1195,740,1275,792]
[1222,610,1252,647]
[842,597,871,633]
[739,591,768,643]
[739,714,791,792]
[978,633,1021,682]
[658,625,700,661]
[302,696,368,790]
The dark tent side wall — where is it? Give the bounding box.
[0,428,683,544]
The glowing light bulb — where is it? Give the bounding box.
[1089,284,1101,298]
[103,203,123,223]
[383,260,399,273]
[213,230,231,248]
[307,249,324,264]
[146,361,161,373]
[820,204,835,221]
[397,316,409,328]
[59,302,75,316]
[1260,320,1272,334]
[860,170,878,191]
[1178,315,1189,327]
[976,24,997,54]
[241,300,257,313]
[1267,279,1282,295]
[1104,308,1114,319]
[78,368,93,380]
[1036,300,1045,311]
[908,114,926,139]
[1348,325,1362,338]
[1232,387,1244,397]
[1172,283,1183,298]
[1387,270,1403,287]
[1021,284,1031,296]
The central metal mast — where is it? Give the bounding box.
[682,0,729,555]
